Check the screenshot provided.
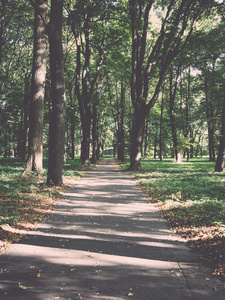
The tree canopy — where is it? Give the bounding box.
[1,0,225,183]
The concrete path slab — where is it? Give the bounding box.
[0,158,224,299]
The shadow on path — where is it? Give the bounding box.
[0,159,224,299]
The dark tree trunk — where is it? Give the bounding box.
[215,84,225,172]
[80,111,91,164]
[159,85,164,161]
[70,122,75,160]
[91,103,98,164]
[129,108,146,170]
[190,128,194,159]
[117,82,125,162]
[96,142,101,160]
[185,67,190,162]
[205,80,215,161]
[143,114,149,159]
[47,0,66,186]
[169,69,182,163]
[18,73,29,160]
[23,0,47,175]
[67,84,75,160]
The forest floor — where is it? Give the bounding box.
[0,156,225,289]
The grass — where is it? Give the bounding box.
[122,157,225,285]
[0,157,85,251]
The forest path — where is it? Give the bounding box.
[0,158,224,299]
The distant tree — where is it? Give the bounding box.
[68,1,105,165]
[169,67,182,163]
[107,77,126,162]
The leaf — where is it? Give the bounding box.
[128,292,134,296]
[18,282,28,290]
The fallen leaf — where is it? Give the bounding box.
[128,292,134,296]
[18,282,28,290]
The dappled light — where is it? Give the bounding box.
[0,159,223,299]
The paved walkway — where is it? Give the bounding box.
[0,159,224,299]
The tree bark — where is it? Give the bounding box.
[129,107,146,170]
[23,0,47,175]
[169,69,182,163]
[205,80,215,161]
[215,84,225,172]
[20,73,30,160]
[117,82,125,162]
[159,85,164,161]
[143,114,149,159]
[185,67,190,162]
[47,0,66,186]
[91,102,98,164]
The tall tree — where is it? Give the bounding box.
[47,0,66,186]
[129,0,214,170]
[215,83,225,172]
[23,0,48,175]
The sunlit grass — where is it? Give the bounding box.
[121,157,225,281]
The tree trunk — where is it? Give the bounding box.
[80,111,91,164]
[159,85,164,161]
[205,80,215,161]
[67,84,75,160]
[169,70,182,163]
[215,84,225,172]
[23,0,47,175]
[117,82,125,162]
[143,114,149,159]
[190,128,194,159]
[47,0,66,186]
[91,103,98,164]
[19,73,29,160]
[129,109,146,170]
[70,121,75,160]
[185,67,190,162]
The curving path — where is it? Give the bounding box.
[0,158,224,299]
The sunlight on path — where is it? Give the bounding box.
[0,159,224,299]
